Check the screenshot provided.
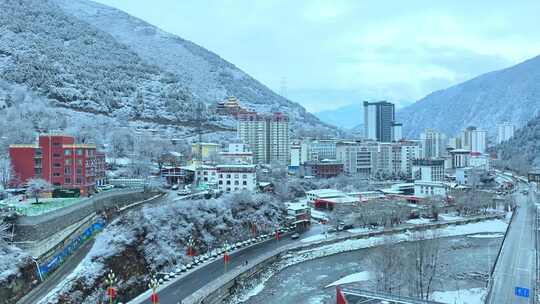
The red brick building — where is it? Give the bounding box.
[9,134,106,196]
[301,161,344,178]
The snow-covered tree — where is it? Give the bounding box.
[26,178,52,204]
[0,156,13,190]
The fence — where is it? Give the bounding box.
[38,220,105,278]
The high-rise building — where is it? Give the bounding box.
[497,122,515,144]
[460,126,487,153]
[420,129,447,159]
[364,101,399,142]
[471,129,487,153]
[237,112,289,164]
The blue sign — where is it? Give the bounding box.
[515,287,529,298]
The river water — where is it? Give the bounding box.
[237,234,502,304]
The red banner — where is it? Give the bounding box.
[223,252,230,263]
[275,230,280,241]
[251,223,257,236]
[107,287,116,299]
[150,292,159,303]
[336,287,348,304]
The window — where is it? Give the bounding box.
[226,187,231,192]
[226,181,231,185]
[64,177,71,184]
[218,181,223,185]
[64,167,71,174]
[53,172,61,177]
[53,153,61,158]
[243,181,247,185]
[219,174,223,178]
[76,168,82,174]
[203,171,208,175]
[53,142,61,147]
[76,149,83,156]
[53,163,61,168]
[226,174,231,178]
[64,149,71,156]
[242,174,247,178]
[234,174,239,178]
[54,183,61,186]
[234,181,239,185]
[64,159,71,165]
[77,159,82,166]
[76,177,82,184]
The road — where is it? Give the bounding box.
[17,239,95,304]
[488,181,537,304]
[133,224,325,304]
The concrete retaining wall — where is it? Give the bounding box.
[13,189,159,243]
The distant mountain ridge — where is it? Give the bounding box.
[397,55,540,138]
[315,104,363,129]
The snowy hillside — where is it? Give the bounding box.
[397,55,540,138]
[52,0,332,132]
[40,192,286,303]
[496,115,540,173]
[0,0,333,138]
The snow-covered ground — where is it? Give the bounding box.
[432,288,486,304]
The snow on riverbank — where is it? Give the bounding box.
[228,218,508,303]
[432,287,486,303]
[325,271,371,288]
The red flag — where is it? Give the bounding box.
[150,292,159,303]
[251,223,257,236]
[107,287,116,299]
[336,286,348,304]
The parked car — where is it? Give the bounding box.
[171,184,179,190]
[291,233,300,239]
[177,189,190,196]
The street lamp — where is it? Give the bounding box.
[148,275,159,304]
[104,270,117,304]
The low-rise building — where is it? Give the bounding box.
[9,134,106,196]
[414,181,448,198]
[286,202,311,232]
[306,189,348,203]
[216,164,257,192]
[301,160,344,178]
[218,151,254,165]
[412,159,444,182]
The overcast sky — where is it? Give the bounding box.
[94,0,540,112]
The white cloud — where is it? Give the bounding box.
[94,0,540,112]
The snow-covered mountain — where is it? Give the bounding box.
[397,55,540,138]
[0,0,332,135]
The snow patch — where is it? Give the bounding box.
[431,288,486,304]
[325,271,371,288]
[466,233,504,239]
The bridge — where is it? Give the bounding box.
[338,286,445,304]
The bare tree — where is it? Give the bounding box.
[26,178,53,204]
[406,231,441,300]
[369,235,406,294]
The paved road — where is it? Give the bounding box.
[135,223,326,304]
[17,239,95,304]
[488,182,537,304]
